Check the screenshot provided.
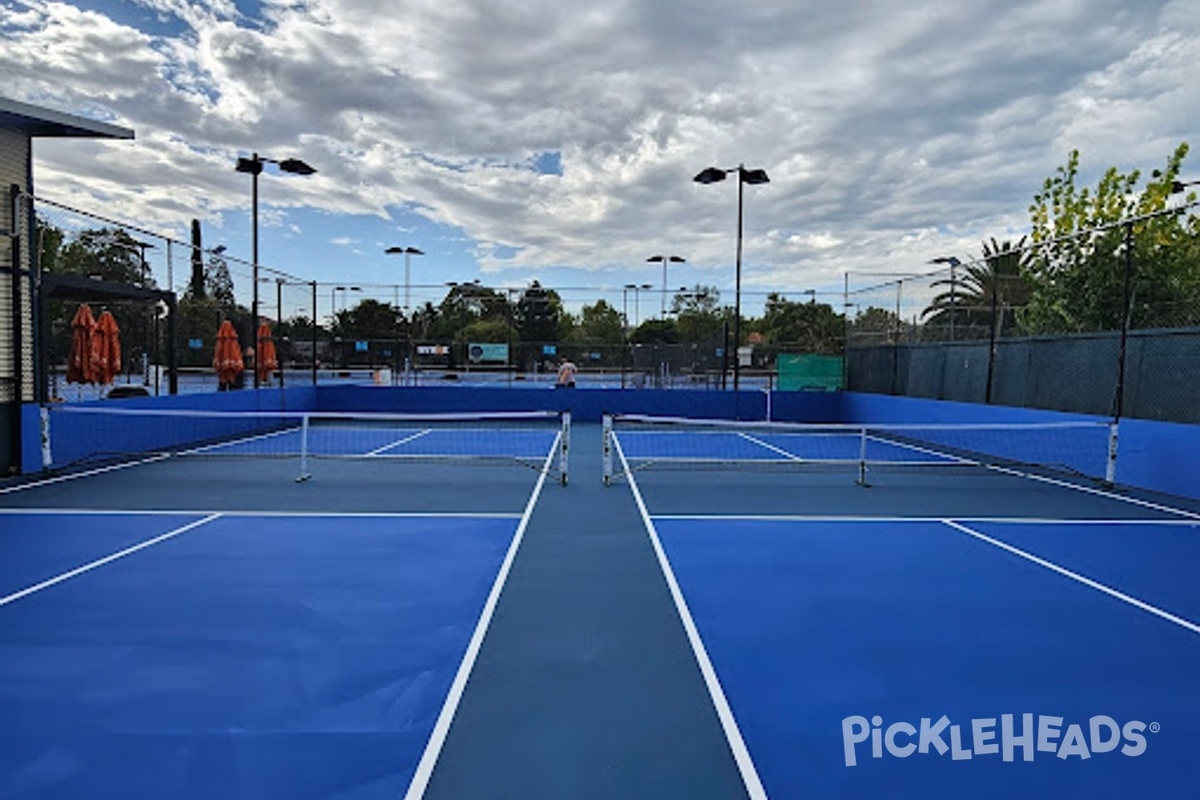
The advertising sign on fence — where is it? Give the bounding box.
[468,343,509,363]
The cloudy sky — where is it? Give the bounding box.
[2,0,1197,320]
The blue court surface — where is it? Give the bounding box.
[3,415,1199,800]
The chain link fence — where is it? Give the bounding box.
[845,207,1200,422]
[22,190,1200,422]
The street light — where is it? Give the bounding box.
[929,256,962,341]
[235,151,316,387]
[385,246,425,313]
[386,246,424,383]
[623,283,653,328]
[1171,179,1199,193]
[693,163,770,391]
[646,255,686,319]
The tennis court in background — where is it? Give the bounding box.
[2,406,1199,799]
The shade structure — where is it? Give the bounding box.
[213,320,244,388]
[256,321,279,384]
[66,304,97,384]
[94,310,122,385]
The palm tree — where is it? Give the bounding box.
[922,238,1033,339]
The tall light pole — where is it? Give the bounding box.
[386,247,424,382]
[694,163,770,390]
[235,152,316,387]
[623,283,653,328]
[929,256,961,341]
[385,245,425,313]
[647,255,686,319]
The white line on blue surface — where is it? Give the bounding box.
[0,513,222,608]
[0,508,523,518]
[943,519,1200,637]
[616,434,770,800]
[0,454,170,493]
[367,429,431,456]
[401,431,561,800]
[651,514,1200,526]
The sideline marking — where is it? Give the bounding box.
[652,513,1200,526]
[0,455,170,494]
[0,508,522,519]
[943,519,1200,637]
[401,431,560,800]
[986,465,1200,520]
[616,435,769,800]
[0,513,222,608]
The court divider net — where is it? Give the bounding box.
[39,405,570,484]
[602,413,1117,487]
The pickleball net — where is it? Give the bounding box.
[602,413,1117,486]
[39,405,571,484]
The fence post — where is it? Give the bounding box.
[1113,221,1134,421]
[985,274,999,404]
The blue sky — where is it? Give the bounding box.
[3,0,1198,323]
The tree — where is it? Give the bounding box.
[572,299,624,345]
[514,281,563,344]
[205,250,237,311]
[920,239,1033,339]
[758,292,844,354]
[671,285,723,344]
[847,306,909,344]
[1024,143,1200,333]
[189,219,205,299]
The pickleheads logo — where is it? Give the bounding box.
[842,714,1156,767]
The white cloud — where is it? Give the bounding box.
[2,0,1197,303]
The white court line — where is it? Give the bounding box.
[183,425,299,455]
[737,432,805,461]
[942,519,1200,637]
[615,435,769,800]
[0,508,522,519]
[367,428,431,456]
[0,513,222,608]
[650,513,1200,526]
[0,454,170,494]
[987,464,1200,520]
[401,430,561,800]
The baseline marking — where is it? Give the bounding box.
[401,431,561,800]
[0,513,222,608]
[616,435,769,800]
[943,519,1200,637]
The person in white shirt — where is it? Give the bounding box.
[556,357,577,388]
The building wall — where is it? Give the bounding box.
[1,127,33,474]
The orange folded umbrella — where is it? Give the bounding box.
[256,321,279,383]
[213,320,244,386]
[94,310,122,385]
[67,304,97,384]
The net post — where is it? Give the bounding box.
[559,411,571,485]
[602,413,613,486]
[856,426,869,487]
[39,405,52,470]
[1105,422,1119,485]
[296,413,312,482]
